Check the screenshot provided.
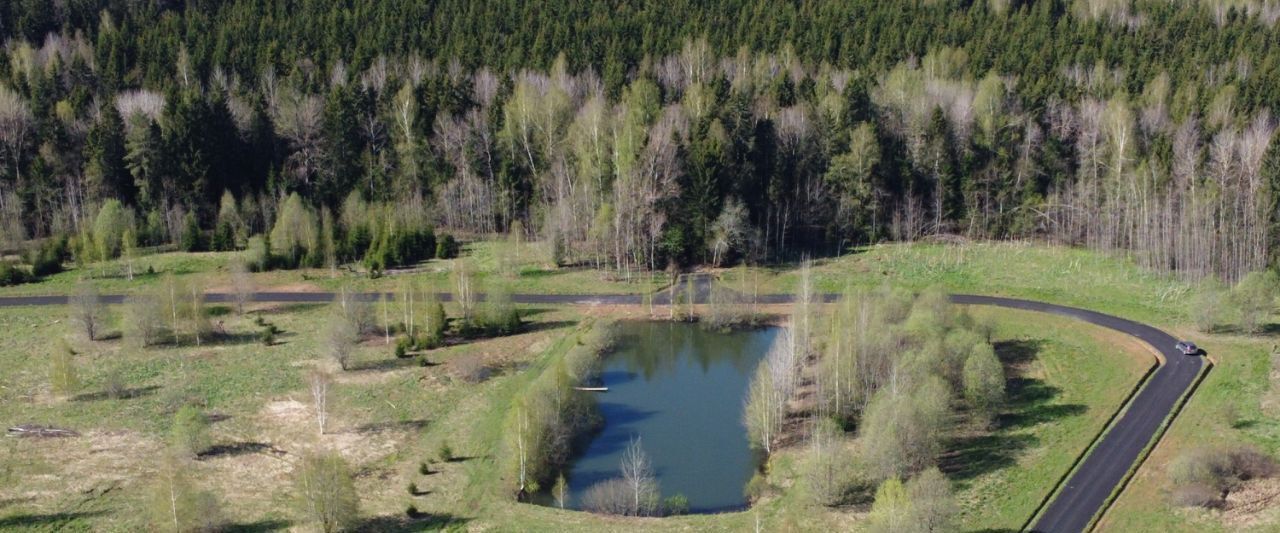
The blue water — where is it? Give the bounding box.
[554,321,779,513]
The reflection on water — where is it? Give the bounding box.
[540,321,779,514]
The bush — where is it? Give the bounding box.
[395,337,411,358]
[28,236,68,277]
[436,234,459,259]
[245,235,270,272]
[1171,483,1222,508]
[1168,446,1279,508]
[260,327,275,346]
[663,494,690,516]
[407,482,419,495]
[0,262,29,286]
[744,470,770,501]
[171,404,212,458]
[103,367,129,399]
[405,505,422,519]
[293,452,360,532]
[581,478,633,516]
[438,442,454,462]
[455,356,491,384]
[418,462,431,476]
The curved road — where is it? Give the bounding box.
[0,290,1205,532]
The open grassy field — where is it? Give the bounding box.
[0,240,1275,531]
[0,298,1155,531]
[0,238,669,298]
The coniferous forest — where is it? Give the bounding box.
[3,0,1280,280]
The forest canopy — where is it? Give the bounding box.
[2,0,1279,280]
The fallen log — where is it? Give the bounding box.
[7,424,80,438]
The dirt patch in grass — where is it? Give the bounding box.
[0,429,161,513]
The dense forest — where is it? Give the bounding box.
[2,0,1280,280]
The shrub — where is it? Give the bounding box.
[0,262,29,286]
[581,478,633,516]
[405,505,421,519]
[455,356,491,384]
[1168,446,1280,508]
[171,404,212,458]
[103,367,128,399]
[260,326,275,346]
[293,452,360,532]
[663,494,690,516]
[744,471,769,501]
[418,462,431,476]
[407,482,419,495]
[438,442,453,462]
[1171,483,1222,508]
[395,337,412,358]
[436,234,459,259]
[245,235,270,272]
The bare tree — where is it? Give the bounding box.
[744,329,796,454]
[230,257,254,316]
[326,312,357,371]
[619,436,659,516]
[69,280,103,341]
[272,90,324,188]
[309,369,332,435]
[0,84,34,181]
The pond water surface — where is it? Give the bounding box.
[547,321,779,513]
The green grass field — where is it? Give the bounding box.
[0,240,1275,531]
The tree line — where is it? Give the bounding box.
[3,2,1280,281]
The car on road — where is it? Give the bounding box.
[1175,341,1201,355]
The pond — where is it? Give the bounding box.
[543,321,780,514]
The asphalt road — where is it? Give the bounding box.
[0,289,1204,532]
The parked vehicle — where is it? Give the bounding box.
[1175,341,1200,355]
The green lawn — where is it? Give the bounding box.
[953,307,1153,530]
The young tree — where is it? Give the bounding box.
[962,343,1005,426]
[744,330,796,455]
[310,369,332,435]
[806,417,855,506]
[70,280,104,342]
[229,257,254,316]
[867,477,910,533]
[453,259,475,322]
[148,451,226,533]
[620,436,659,516]
[126,291,169,346]
[121,228,138,280]
[49,339,79,398]
[93,199,132,260]
[294,452,360,533]
[861,382,949,481]
[326,312,357,371]
[170,405,211,459]
[1233,270,1278,334]
[906,468,956,533]
[180,212,203,252]
[1190,280,1230,333]
[553,473,569,509]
